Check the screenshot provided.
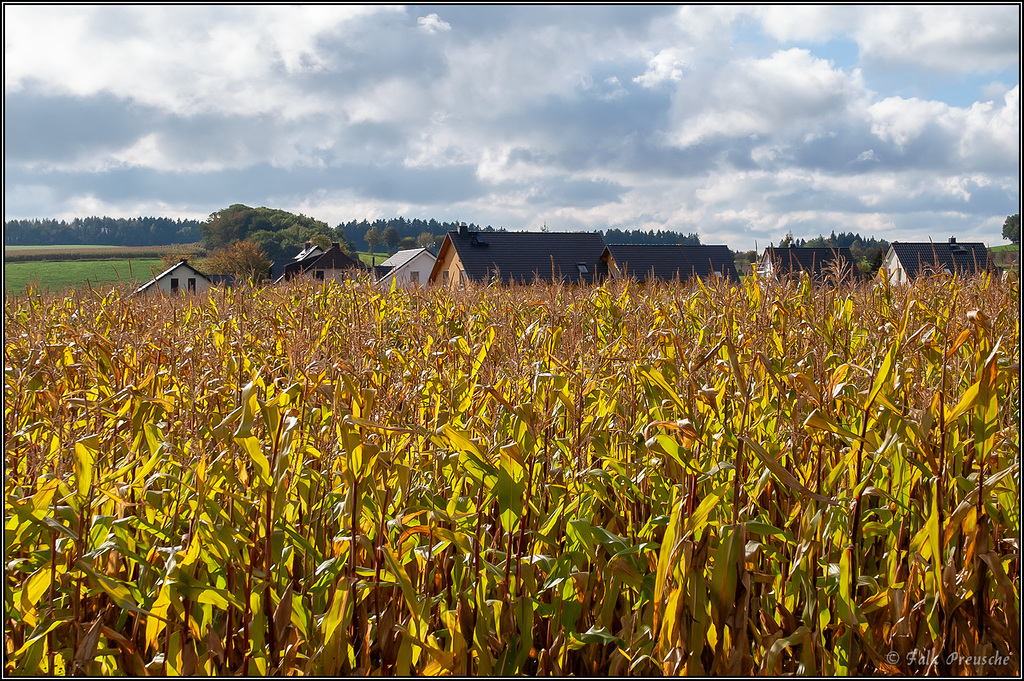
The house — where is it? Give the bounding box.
[606,244,738,282]
[279,242,365,282]
[376,248,436,288]
[428,224,609,287]
[272,241,325,281]
[882,238,991,283]
[135,259,216,295]
[757,246,861,281]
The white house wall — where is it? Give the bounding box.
[883,249,907,284]
[756,255,774,278]
[143,264,212,294]
[381,251,436,287]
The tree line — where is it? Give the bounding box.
[4,210,705,256]
[776,229,890,273]
[3,216,202,246]
[11,206,1013,278]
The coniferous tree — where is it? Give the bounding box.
[383,225,400,255]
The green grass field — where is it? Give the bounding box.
[358,251,390,266]
[3,258,165,295]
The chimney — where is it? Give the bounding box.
[458,222,469,238]
[949,236,956,244]
[305,240,312,249]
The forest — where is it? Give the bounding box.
[3,216,202,247]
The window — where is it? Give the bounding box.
[410,271,420,284]
[315,270,325,280]
[576,263,589,274]
[188,278,197,292]
[442,270,450,285]
[170,278,179,292]
[459,270,466,287]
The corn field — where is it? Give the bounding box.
[4,272,1020,676]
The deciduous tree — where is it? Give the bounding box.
[365,226,381,256]
[416,232,436,249]
[201,239,271,283]
[1003,214,1020,244]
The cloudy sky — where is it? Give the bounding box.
[4,5,1020,249]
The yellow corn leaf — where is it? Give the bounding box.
[741,436,839,507]
[683,483,729,538]
[145,583,173,652]
[74,435,99,500]
[19,564,52,628]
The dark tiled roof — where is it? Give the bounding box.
[207,274,235,287]
[308,246,364,271]
[283,243,364,279]
[607,244,738,282]
[762,247,861,279]
[270,258,291,281]
[442,230,610,284]
[889,241,990,278]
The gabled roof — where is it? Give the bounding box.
[379,247,433,269]
[607,244,738,282]
[307,245,364,271]
[283,243,364,279]
[431,229,609,284]
[135,259,210,293]
[293,243,324,261]
[377,248,436,284]
[761,247,861,279]
[888,240,990,278]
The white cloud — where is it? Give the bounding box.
[49,193,208,224]
[852,5,1019,73]
[633,48,688,88]
[747,5,855,43]
[868,96,948,149]
[669,49,866,147]
[4,5,401,117]
[417,13,451,33]
[869,86,1019,170]
[740,6,1018,74]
